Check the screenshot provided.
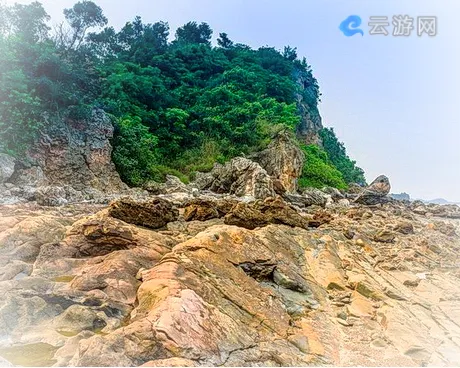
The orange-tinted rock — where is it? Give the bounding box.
[224,196,309,230]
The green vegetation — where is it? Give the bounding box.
[0,1,364,190]
[298,144,348,190]
[320,128,366,185]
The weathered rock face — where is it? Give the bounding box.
[355,175,391,205]
[249,131,304,193]
[1,194,460,367]
[0,153,15,184]
[199,157,275,200]
[294,69,323,145]
[9,109,126,193]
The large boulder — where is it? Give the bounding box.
[284,188,331,208]
[108,197,179,229]
[355,175,391,205]
[201,157,275,199]
[183,198,238,221]
[249,131,304,193]
[224,196,310,230]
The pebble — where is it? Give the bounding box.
[336,318,353,327]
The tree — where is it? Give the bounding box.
[175,21,212,45]
[0,2,50,42]
[217,32,233,48]
[61,1,107,50]
[283,45,297,61]
[112,116,159,186]
[115,19,170,64]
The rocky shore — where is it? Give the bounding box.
[1,163,460,366]
[1,129,460,367]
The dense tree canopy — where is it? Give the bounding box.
[0,1,365,188]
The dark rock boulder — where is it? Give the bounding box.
[322,186,345,201]
[108,197,179,229]
[285,188,330,208]
[183,198,238,221]
[224,196,310,230]
[355,175,391,205]
[394,221,414,235]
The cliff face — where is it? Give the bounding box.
[294,69,323,145]
[10,109,125,193]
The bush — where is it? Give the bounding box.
[320,128,366,185]
[299,144,347,190]
[111,116,159,186]
[148,165,190,184]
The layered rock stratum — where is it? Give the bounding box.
[0,178,460,367]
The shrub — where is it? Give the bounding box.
[111,116,159,186]
[320,128,366,185]
[299,144,347,190]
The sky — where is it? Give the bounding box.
[3,0,460,201]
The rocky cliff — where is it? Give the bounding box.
[0,109,129,205]
[0,166,459,366]
[294,68,323,145]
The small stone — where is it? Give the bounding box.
[373,229,396,243]
[344,228,355,240]
[288,334,309,353]
[394,221,414,235]
[336,318,353,326]
[371,338,387,348]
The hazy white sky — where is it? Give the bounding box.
[3,0,460,201]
